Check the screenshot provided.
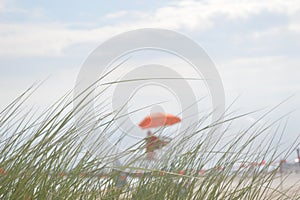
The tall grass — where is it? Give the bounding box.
[0,84,299,200]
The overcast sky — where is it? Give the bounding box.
[0,0,300,160]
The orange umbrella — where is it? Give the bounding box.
[139,112,181,129]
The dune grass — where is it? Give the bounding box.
[0,85,299,200]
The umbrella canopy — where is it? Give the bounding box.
[139,112,181,129]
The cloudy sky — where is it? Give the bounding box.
[0,0,300,160]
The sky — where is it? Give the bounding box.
[0,0,300,161]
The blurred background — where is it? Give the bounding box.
[0,0,299,161]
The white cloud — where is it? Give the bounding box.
[0,23,127,56]
[0,0,300,57]
[220,56,300,96]
[0,0,30,14]
[288,10,300,33]
[122,0,300,30]
[0,0,6,12]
